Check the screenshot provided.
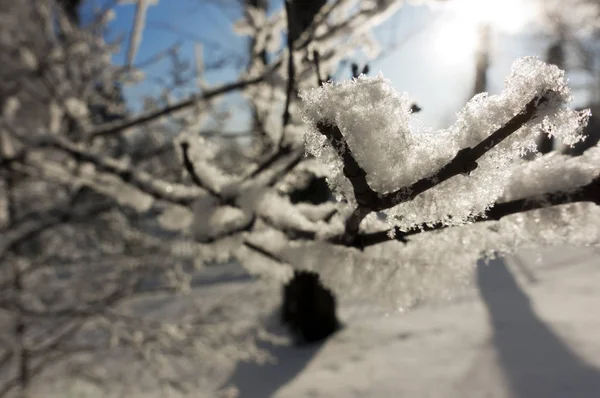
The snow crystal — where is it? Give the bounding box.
[502,144,600,202]
[301,57,589,229]
[301,73,416,195]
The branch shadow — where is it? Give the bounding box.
[477,257,600,397]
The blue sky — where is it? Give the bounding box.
[83,0,591,130]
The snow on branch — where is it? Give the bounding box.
[301,57,590,243]
[87,71,277,141]
[33,137,204,207]
[0,200,113,262]
[356,174,600,247]
[180,142,223,199]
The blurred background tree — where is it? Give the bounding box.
[1,0,599,396]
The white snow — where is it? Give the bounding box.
[301,57,591,229]
[501,145,600,202]
[34,246,600,398]
[192,195,252,242]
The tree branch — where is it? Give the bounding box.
[179,142,222,199]
[244,145,295,179]
[87,73,272,141]
[35,137,203,206]
[313,50,325,86]
[244,240,288,264]
[374,93,551,210]
[195,214,256,244]
[316,121,380,208]
[315,91,553,244]
[353,174,600,248]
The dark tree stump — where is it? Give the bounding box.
[281,270,340,344]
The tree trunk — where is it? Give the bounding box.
[537,29,566,154]
[472,23,491,97]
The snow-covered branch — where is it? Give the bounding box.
[302,57,591,244]
[356,174,600,248]
[87,69,278,141]
[314,91,556,242]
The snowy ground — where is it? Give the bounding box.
[42,245,600,397]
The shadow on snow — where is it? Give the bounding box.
[477,257,600,397]
[224,315,327,398]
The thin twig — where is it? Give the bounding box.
[196,215,256,244]
[244,240,288,264]
[245,145,295,179]
[180,142,221,198]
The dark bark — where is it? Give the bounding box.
[287,0,327,44]
[58,0,82,25]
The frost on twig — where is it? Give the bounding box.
[357,173,600,247]
[301,57,591,244]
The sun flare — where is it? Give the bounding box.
[451,0,534,34]
[430,0,536,65]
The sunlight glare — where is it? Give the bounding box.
[451,0,534,34]
[430,0,535,66]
